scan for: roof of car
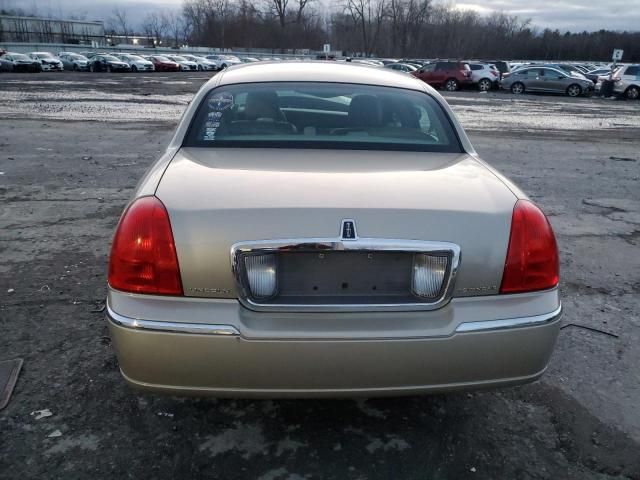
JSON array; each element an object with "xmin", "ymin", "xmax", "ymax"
[{"xmin": 214, "ymin": 61, "xmax": 430, "ymax": 92}]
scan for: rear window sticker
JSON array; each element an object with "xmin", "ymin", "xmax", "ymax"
[{"xmin": 208, "ymin": 92, "xmax": 234, "ymax": 111}]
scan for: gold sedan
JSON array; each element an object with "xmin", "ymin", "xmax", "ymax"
[{"xmin": 106, "ymin": 62, "xmax": 561, "ymax": 397}]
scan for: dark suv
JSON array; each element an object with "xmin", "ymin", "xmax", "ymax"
[{"xmin": 412, "ymin": 61, "xmax": 472, "ymax": 91}]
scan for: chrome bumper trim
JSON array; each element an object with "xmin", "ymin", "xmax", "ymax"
[
  {"xmin": 455, "ymin": 304, "xmax": 562, "ymax": 333},
  {"xmin": 106, "ymin": 303, "xmax": 240, "ymax": 336}
]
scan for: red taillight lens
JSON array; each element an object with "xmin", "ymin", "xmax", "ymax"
[
  {"xmin": 108, "ymin": 196, "xmax": 183, "ymax": 295},
  {"xmin": 500, "ymin": 200, "xmax": 559, "ymax": 294}
]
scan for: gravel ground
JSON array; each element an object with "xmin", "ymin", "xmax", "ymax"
[{"xmin": 0, "ymin": 71, "xmax": 639, "ymax": 480}]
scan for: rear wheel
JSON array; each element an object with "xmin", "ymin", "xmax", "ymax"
[
  {"xmin": 73, "ymin": 64, "xmax": 78, "ymax": 71},
  {"xmin": 444, "ymin": 78, "xmax": 459, "ymax": 91},
  {"xmin": 221, "ymin": 63, "xmax": 228, "ymax": 69},
  {"xmin": 89, "ymin": 63, "xmax": 95, "ymax": 72},
  {"xmin": 197, "ymin": 64, "xmax": 203, "ymax": 71},
  {"xmin": 625, "ymin": 86, "xmax": 639, "ymax": 100},
  {"xmin": 131, "ymin": 65, "xmax": 138, "ymax": 72},
  {"xmin": 566, "ymin": 84, "xmax": 582, "ymax": 97},
  {"xmin": 478, "ymin": 78, "xmax": 492, "ymax": 92},
  {"xmin": 106, "ymin": 65, "xmax": 112, "ymax": 73},
  {"xmin": 511, "ymin": 82, "xmax": 525, "ymax": 94}
]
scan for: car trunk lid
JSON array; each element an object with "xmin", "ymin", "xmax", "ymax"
[{"xmin": 155, "ymin": 148, "xmax": 517, "ymax": 301}]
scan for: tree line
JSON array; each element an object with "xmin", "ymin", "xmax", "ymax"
[
  {"xmin": 2, "ymin": 2, "xmax": 639, "ymax": 62},
  {"xmin": 179, "ymin": 0, "xmax": 640, "ymax": 61}
]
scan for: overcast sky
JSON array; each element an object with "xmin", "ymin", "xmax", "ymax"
[{"xmin": 1, "ymin": 0, "xmax": 639, "ymax": 32}]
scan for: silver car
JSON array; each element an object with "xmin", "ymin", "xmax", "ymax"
[
  {"xmin": 611, "ymin": 64, "xmax": 640, "ymax": 99},
  {"xmin": 115, "ymin": 53, "xmax": 155, "ymax": 72},
  {"xmin": 106, "ymin": 62, "xmax": 561, "ymax": 398},
  {"xmin": 57, "ymin": 52, "xmax": 90, "ymax": 71},
  {"xmin": 28, "ymin": 52, "xmax": 64, "ymax": 71},
  {"xmin": 502, "ymin": 66, "xmax": 593, "ymax": 97},
  {"xmin": 181, "ymin": 54, "xmax": 217, "ymax": 71},
  {"xmin": 166, "ymin": 55, "xmax": 198, "ymax": 71},
  {"xmin": 384, "ymin": 62, "xmax": 418, "ymax": 73}
]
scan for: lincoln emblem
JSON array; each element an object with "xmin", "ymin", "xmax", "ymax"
[{"xmin": 341, "ymin": 219, "xmax": 357, "ymax": 240}]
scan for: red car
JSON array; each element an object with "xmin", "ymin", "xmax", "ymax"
[
  {"xmin": 412, "ymin": 61, "xmax": 473, "ymax": 91},
  {"xmin": 149, "ymin": 55, "xmax": 180, "ymax": 72}
]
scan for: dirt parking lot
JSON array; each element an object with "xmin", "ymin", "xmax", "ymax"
[{"xmin": 0, "ymin": 71, "xmax": 639, "ymax": 480}]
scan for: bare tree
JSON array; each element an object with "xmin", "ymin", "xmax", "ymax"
[
  {"xmin": 388, "ymin": 0, "xmax": 430, "ymax": 56},
  {"xmin": 109, "ymin": 7, "xmax": 130, "ymax": 42},
  {"xmin": 142, "ymin": 12, "xmax": 169, "ymax": 46},
  {"xmin": 164, "ymin": 11, "xmax": 184, "ymax": 48},
  {"xmin": 269, "ymin": 0, "xmax": 289, "ymax": 29},
  {"xmin": 345, "ymin": 0, "xmax": 386, "ymax": 56},
  {"xmin": 296, "ymin": 0, "xmax": 314, "ymax": 23},
  {"xmin": 174, "ymin": 0, "xmax": 640, "ymax": 62}
]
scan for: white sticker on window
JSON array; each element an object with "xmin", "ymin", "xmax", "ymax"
[{"xmin": 208, "ymin": 92, "xmax": 234, "ymax": 111}]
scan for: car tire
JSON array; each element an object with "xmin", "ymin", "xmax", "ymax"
[
  {"xmin": 566, "ymin": 84, "xmax": 582, "ymax": 97},
  {"xmin": 131, "ymin": 65, "xmax": 138, "ymax": 72},
  {"xmin": 107, "ymin": 65, "xmax": 112, "ymax": 73},
  {"xmin": 478, "ymin": 78, "xmax": 492, "ymax": 92},
  {"xmin": 444, "ymin": 78, "xmax": 459, "ymax": 92},
  {"xmin": 221, "ymin": 63, "xmax": 228, "ymax": 69},
  {"xmin": 625, "ymin": 86, "xmax": 639, "ymax": 100},
  {"xmin": 89, "ymin": 63, "xmax": 95, "ymax": 72},
  {"xmin": 73, "ymin": 64, "xmax": 78, "ymax": 71},
  {"xmin": 198, "ymin": 64, "xmax": 203, "ymax": 71},
  {"xmin": 511, "ymin": 82, "xmax": 525, "ymax": 94}
]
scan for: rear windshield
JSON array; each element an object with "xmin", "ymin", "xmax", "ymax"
[{"xmin": 184, "ymin": 82, "xmax": 461, "ymax": 152}]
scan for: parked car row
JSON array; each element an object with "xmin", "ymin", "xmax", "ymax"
[
  {"xmin": 0, "ymin": 50, "xmax": 297, "ymax": 74},
  {"xmin": 502, "ymin": 62, "xmax": 639, "ymax": 99},
  {"xmin": 388, "ymin": 58, "xmax": 638, "ymax": 99},
  {"xmin": 1, "ymin": 49, "xmax": 637, "ymax": 100}
]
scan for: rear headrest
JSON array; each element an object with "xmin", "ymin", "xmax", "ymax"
[
  {"xmin": 348, "ymin": 95, "xmax": 383, "ymax": 127},
  {"xmin": 245, "ymin": 91, "xmax": 284, "ymax": 121}
]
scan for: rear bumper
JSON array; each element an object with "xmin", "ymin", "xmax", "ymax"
[{"xmin": 106, "ymin": 289, "xmax": 561, "ymax": 398}]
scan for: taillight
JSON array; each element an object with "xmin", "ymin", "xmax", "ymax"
[
  {"xmin": 108, "ymin": 196, "xmax": 183, "ymax": 295},
  {"xmin": 500, "ymin": 200, "xmax": 559, "ymax": 294}
]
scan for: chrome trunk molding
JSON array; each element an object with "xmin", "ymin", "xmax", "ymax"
[
  {"xmin": 106, "ymin": 302, "xmax": 240, "ymax": 336},
  {"xmin": 231, "ymin": 238, "xmax": 461, "ymax": 312},
  {"xmin": 455, "ymin": 304, "xmax": 562, "ymax": 333}
]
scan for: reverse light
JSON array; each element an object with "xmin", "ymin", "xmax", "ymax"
[
  {"xmin": 500, "ymin": 200, "xmax": 559, "ymax": 294},
  {"xmin": 108, "ymin": 196, "xmax": 183, "ymax": 295},
  {"xmin": 412, "ymin": 254, "xmax": 449, "ymax": 298},
  {"xmin": 245, "ymin": 254, "xmax": 277, "ymax": 299}
]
